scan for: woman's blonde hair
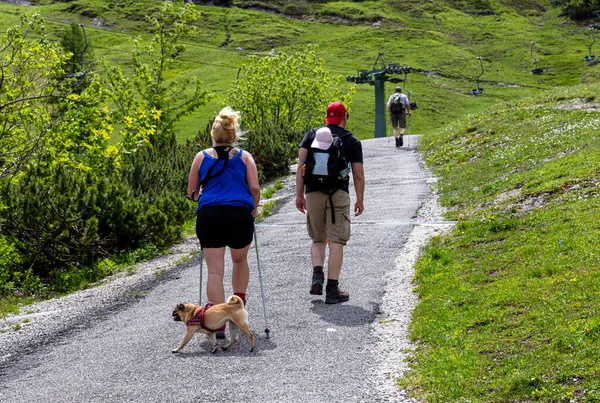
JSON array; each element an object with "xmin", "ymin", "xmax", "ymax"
[{"xmin": 211, "ymin": 107, "xmax": 240, "ymax": 145}]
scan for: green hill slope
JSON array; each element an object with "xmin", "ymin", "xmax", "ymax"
[
  {"xmin": 1, "ymin": 0, "xmax": 598, "ymax": 139},
  {"xmin": 409, "ymin": 83, "xmax": 600, "ymax": 402}
]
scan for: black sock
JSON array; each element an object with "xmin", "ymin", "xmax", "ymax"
[
  {"xmin": 326, "ymin": 279, "xmax": 339, "ymax": 291},
  {"xmin": 312, "ymin": 266, "xmax": 324, "ymax": 281}
]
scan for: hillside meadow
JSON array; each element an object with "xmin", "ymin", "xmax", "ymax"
[
  {"xmin": 2, "ymin": 1, "xmax": 600, "ymax": 402},
  {"xmin": 408, "ymin": 83, "xmax": 600, "ymax": 402},
  {"xmin": 1, "ymin": 0, "xmax": 598, "ymax": 140}
]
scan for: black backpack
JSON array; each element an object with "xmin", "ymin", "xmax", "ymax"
[
  {"xmin": 303, "ymin": 129, "xmax": 350, "ymax": 191},
  {"xmin": 390, "ymin": 94, "xmax": 404, "ymax": 114}
]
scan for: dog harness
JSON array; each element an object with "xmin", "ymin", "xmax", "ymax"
[{"xmin": 185, "ymin": 302, "xmax": 226, "ymax": 333}]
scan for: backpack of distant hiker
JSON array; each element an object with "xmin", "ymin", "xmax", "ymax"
[
  {"xmin": 390, "ymin": 94, "xmax": 404, "ymax": 114},
  {"xmin": 303, "ymin": 129, "xmax": 351, "ymax": 191}
]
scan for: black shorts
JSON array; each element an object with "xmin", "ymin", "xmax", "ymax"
[{"xmin": 196, "ymin": 205, "xmax": 254, "ymax": 249}]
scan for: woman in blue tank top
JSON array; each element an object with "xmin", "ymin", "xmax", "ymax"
[{"xmin": 187, "ymin": 107, "xmax": 260, "ymax": 332}]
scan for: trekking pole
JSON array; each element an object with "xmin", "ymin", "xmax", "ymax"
[
  {"xmin": 253, "ymin": 225, "xmax": 270, "ymax": 339},
  {"xmin": 199, "ymin": 249, "xmax": 204, "ymax": 305},
  {"xmin": 387, "ymin": 116, "xmax": 391, "ymax": 144},
  {"xmin": 408, "ymin": 115, "xmax": 412, "ymax": 148}
]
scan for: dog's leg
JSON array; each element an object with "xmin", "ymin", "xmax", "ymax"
[
  {"xmin": 235, "ymin": 320, "xmax": 255, "ymax": 352},
  {"xmin": 222, "ymin": 322, "xmax": 238, "ymax": 351},
  {"xmin": 207, "ymin": 332, "xmax": 218, "ymax": 353},
  {"xmin": 173, "ymin": 327, "xmax": 196, "ymax": 353}
]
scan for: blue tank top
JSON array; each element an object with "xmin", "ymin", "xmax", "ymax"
[{"xmin": 196, "ymin": 148, "xmax": 254, "ymax": 212}]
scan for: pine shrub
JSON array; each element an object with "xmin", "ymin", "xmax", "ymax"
[{"xmin": 240, "ymin": 122, "xmax": 302, "ymax": 182}]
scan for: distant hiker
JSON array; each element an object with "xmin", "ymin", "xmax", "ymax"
[
  {"xmin": 387, "ymin": 87, "xmax": 412, "ymax": 147},
  {"xmin": 295, "ymin": 102, "xmax": 365, "ymax": 304},
  {"xmin": 187, "ymin": 107, "xmax": 260, "ymax": 337}
]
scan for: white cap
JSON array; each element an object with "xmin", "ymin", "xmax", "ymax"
[{"xmin": 311, "ymin": 127, "xmax": 333, "ymax": 150}]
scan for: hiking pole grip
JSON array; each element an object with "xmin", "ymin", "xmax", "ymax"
[{"xmin": 254, "ymin": 225, "xmax": 270, "ymax": 339}]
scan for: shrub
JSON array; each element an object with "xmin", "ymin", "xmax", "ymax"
[
  {"xmin": 240, "ymin": 122, "xmax": 303, "ymax": 182},
  {"xmin": 550, "ymin": 0, "xmax": 600, "ymax": 20},
  {"xmin": 0, "ymin": 158, "xmax": 191, "ymax": 293},
  {"xmin": 283, "ymin": 3, "xmax": 309, "ymax": 15},
  {"xmin": 0, "ymin": 236, "xmax": 21, "ymax": 296}
]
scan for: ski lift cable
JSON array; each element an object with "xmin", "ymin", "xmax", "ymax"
[
  {"xmin": 35, "ymin": 17, "xmax": 524, "ymax": 81},
  {"xmin": 35, "ymin": 16, "xmax": 551, "ymax": 85},
  {"xmin": 530, "ymin": 41, "xmax": 538, "ymax": 66}
]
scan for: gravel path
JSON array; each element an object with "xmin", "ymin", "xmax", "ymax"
[{"xmin": 0, "ymin": 136, "xmax": 452, "ymax": 402}]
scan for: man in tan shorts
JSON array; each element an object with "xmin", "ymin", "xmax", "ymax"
[{"xmin": 295, "ymin": 102, "xmax": 364, "ymax": 304}]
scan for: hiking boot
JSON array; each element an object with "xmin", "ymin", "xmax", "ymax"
[
  {"xmin": 399, "ymin": 135, "xmax": 403, "ymax": 147},
  {"xmin": 325, "ymin": 289, "xmax": 350, "ymax": 304},
  {"xmin": 395, "ymin": 137, "xmax": 400, "ymax": 147},
  {"xmin": 310, "ymin": 272, "xmax": 324, "ymax": 295}
]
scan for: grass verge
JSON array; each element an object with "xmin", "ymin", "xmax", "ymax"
[{"xmin": 402, "ymin": 83, "xmax": 600, "ymax": 402}]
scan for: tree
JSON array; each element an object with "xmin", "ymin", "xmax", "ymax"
[
  {"xmin": 550, "ymin": 0, "xmax": 600, "ymax": 19},
  {"xmin": 103, "ymin": 0, "xmax": 211, "ymax": 153},
  {"xmin": 0, "ymin": 14, "xmax": 74, "ymax": 180},
  {"xmin": 227, "ymin": 45, "xmax": 357, "ymax": 132}
]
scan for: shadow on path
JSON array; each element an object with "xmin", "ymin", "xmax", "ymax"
[{"xmin": 310, "ymin": 300, "xmax": 379, "ymax": 327}]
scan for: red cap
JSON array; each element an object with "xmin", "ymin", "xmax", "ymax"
[{"xmin": 325, "ymin": 102, "xmax": 347, "ymax": 125}]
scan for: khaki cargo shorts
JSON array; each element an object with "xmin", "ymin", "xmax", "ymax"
[
  {"xmin": 305, "ymin": 190, "xmax": 351, "ymax": 245},
  {"xmin": 390, "ymin": 112, "xmax": 407, "ymax": 129}
]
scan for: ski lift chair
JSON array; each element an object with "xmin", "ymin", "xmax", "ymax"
[
  {"xmin": 584, "ymin": 28, "xmax": 596, "ymax": 62},
  {"xmin": 529, "ymin": 42, "xmax": 547, "ymax": 75},
  {"xmin": 470, "ymin": 57, "xmax": 484, "ymax": 95}
]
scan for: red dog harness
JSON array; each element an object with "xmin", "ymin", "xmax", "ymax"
[{"xmin": 186, "ymin": 302, "xmax": 226, "ymax": 333}]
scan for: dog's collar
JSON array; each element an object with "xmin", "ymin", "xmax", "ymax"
[{"xmin": 186, "ymin": 302, "xmax": 225, "ymax": 333}]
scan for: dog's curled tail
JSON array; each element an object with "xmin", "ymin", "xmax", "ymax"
[{"xmin": 226, "ymin": 295, "xmax": 244, "ymax": 305}]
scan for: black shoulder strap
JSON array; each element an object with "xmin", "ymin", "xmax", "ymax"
[
  {"xmin": 200, "ymin": 146, "xmax": 232, "ymax": 189},
  {"xmin": 334, "ymin": 128, "xmax": 352, "ymax": 139}
]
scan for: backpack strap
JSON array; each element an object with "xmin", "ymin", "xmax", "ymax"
[
  {"xmin": 325, "ymin": 189, "xmax": 339, "ymax": 224},
  {"xmin": 199, "ymin": 146, "xmax": 232, "ymax": 189}
]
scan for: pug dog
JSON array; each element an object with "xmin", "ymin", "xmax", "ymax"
[{"xmin": 172, "ymin": 295, "xmax": 254, "ymax": 353}]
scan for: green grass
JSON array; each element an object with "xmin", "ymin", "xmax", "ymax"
[
  {"xmin": 0, "ymin": 296, "xmax": 35, "ymax": 319},
  {"xmin": 260, "ymin": 180, "xmax": 284, "ymax": 200},
  {"xmin": 404, "ymin": 83, "xmax": 600, "ymax": 402}
]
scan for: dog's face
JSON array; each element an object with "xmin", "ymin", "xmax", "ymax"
[{"xmin": 172, "ymin": 303, "xmax": 186, "ymax": 322}]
